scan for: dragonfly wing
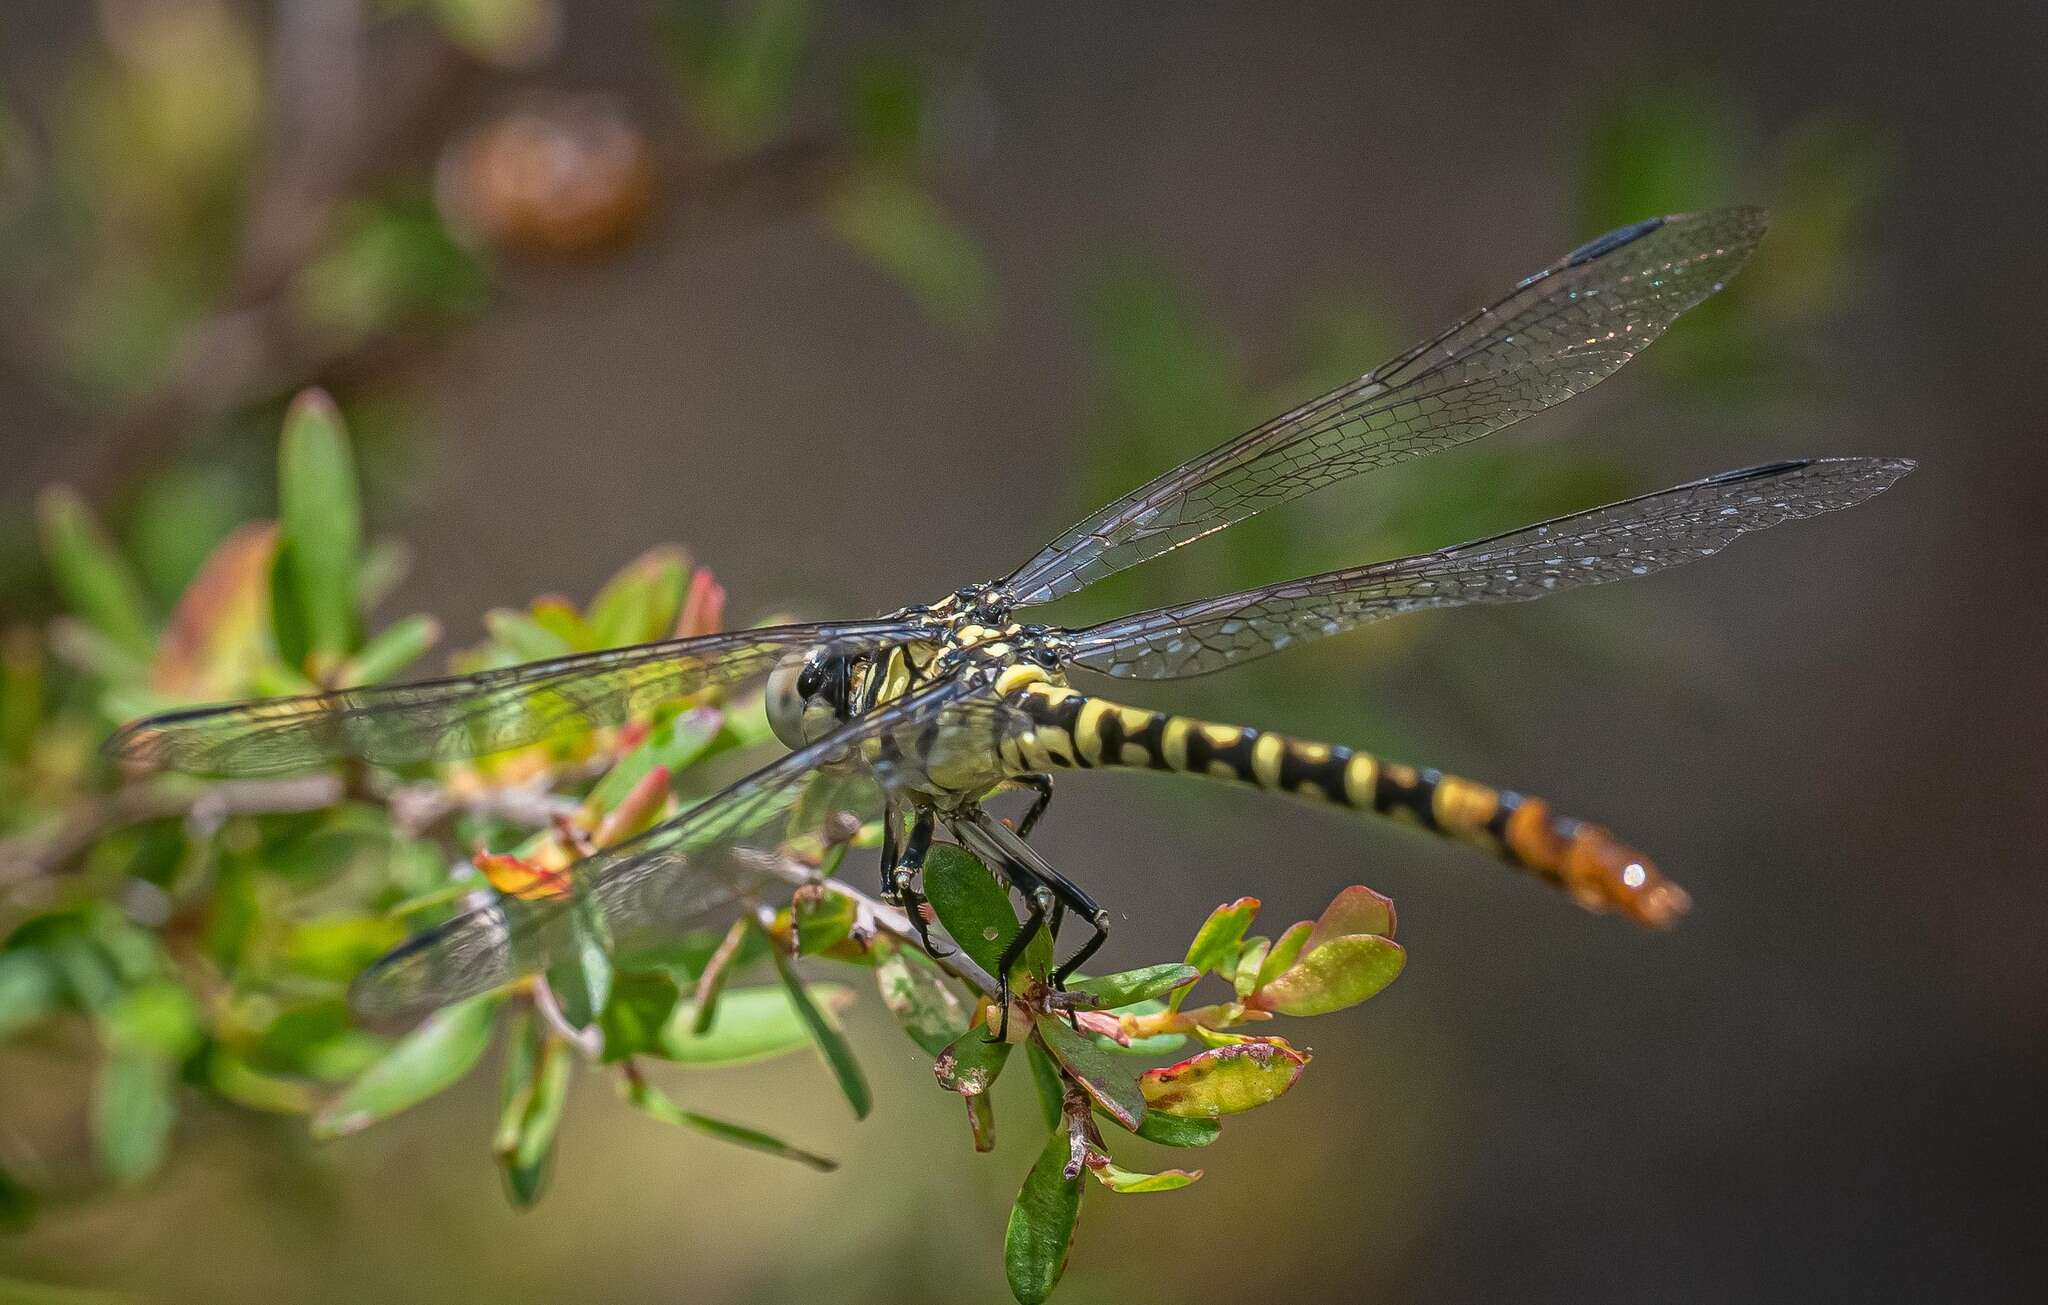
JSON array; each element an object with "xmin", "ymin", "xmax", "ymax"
[
  {"xmin": 1066, "ymin": 458, "xmax": 1915, "ymax": 679},
  {"xmin": 106, "ymin": 619, "xmax": 924, "ymax": 777},
  {"xmin": 1003, "ymin": 208, "xmax": 1766, "ymax": 607},
  {"xmin": 349, "ymin": 673, "xmax": 993, "ymax": 1018}
]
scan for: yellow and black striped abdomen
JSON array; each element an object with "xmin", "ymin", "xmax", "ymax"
[{"xmin": 1001, "ymin": 685, "xmax": 1689, "ymax": 927}]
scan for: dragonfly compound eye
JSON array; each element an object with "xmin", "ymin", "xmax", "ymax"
[{"xmin": 766, "ymin": 653, "xmax": 816, "ymax": 750}]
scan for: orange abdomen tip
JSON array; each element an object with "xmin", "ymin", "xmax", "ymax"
[{"xmin": 1563, "ymin": 827, "xmax": 1691, "ymax": 928}]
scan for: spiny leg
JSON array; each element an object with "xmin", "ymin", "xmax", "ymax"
[
  {"xmin": 887, "ymin": 807, "xmax": 949, "ymax": 957},
  {"xmin": 989, "ymin": 885, "xmax": 1053, "ymax": 1042},
  {"xmin": 963, "ymin": 809, "xmax": 1109, "ymax": 993},
  {"xmin": 1012, "ymin": 774, "xmax": 1054, "ymax": 840}
]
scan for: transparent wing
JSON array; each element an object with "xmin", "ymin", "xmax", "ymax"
[
  {"xmin": 105, "ymin": 619, "xmax": 924, "ymax": 777},
  {"xmin": 1066, "ymin": 458, "xmax": 1915, "ymax": 679},
  {"xmin": 1003, "ymin": 208, "xmax": 1767, "ymax": 607},
  {"xmin": 349, "ymin": 673, "xmax": 1016, "ymax": 1017}
]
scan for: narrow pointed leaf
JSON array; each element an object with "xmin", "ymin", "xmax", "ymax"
[
  {"xmin": 620, "ymin": 1071, "xmax": 836, "ymax": 1171},
  {"xmin": 1026, "ymin": 1042, "xmax": 1065, "ymax": 1133},
  {"xmin": 37, "ymin": 486, "xmax": 154, "ymax": 658},
  {"xmin": 1250, "ymin": 935, "xmax": 1406, "ymax": 1016},
  {"xmin": 1089, "ymin": 1159, "xmax": 1202, "ymax": 1193},
  {"xmin": 1139, "ymin": 1037, "xmax": 1310, "ymax": 1118},
  {"xmin": 1005, "ymin": 1122, "xmax": 1084, "ymax": 1305},
  {"xmin": 500, "ymin": 1032, "xmax": 571, "ymax": 1207},
  {"xmin": 760, "ymin": 924, "xmax": 871, "ymax": 1119},
  {"xmin": 312, "ymin": 992, "xmax": 501, "ymax": 1139},
  {"xmin": 273, "ymin": 390, "xmax": 363, "ymax": 664},
  {"xmin": 345, "ymin": 614, "xmax": 440, "ymax": 685},
  {"xmin": 1035, "ymin": 1013, "xmax": 1146, "ymax": 1132},
  {"xmin": 1068, "ymin": 963, "xmax": 1198, "ymax": 1010}
]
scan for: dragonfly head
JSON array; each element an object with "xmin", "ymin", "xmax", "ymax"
[{"xmin": 766, "ymin": 647, "xmax": 855, "ymax": 750}]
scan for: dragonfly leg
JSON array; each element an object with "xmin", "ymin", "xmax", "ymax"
[
  {"xmin": 990, "ymin": 884, "xmax": 1054, "ymax": 1041},
  {"xmin": 1012, "ymin": 775, "xmax": 1054, "ymax": 840},
  {"xmin": 960, "ymin": 809, "xmax": 1107, "ymax": 994},
  {"xmin": 888, "ymin": 809, "xmax": 951, "ymax": 957}
]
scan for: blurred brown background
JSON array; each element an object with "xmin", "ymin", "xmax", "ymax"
[{"xmin": 2, "ymin": 1, "xmax": 2044, "ymax": 1301}]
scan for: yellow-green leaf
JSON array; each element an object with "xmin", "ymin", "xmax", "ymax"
[
  {"xmin": 1250, "ymin": 935, "xmax": 1405, "ymax": 1017},
  {"xmin": 1139, "ymin": 1037, "xmax": 1310, "ymax": 1118}
]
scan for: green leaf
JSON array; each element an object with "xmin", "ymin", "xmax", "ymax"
[
  {"xmin": 1178, "ymin": 897, "xmax": 1259, "ymax": 1004},
  {"xmin": 1068, "ymin": 963, "xmax": 1198, "ymax": 1010},
  {"xmin": 1026, "ymin": 1042, "xmax": 1065, "ymax": 1133},
  {"xmin": 1128, "ymin": 1111, "xmax": 1221, "ymax": 1149},
  {"xmin": 825, "ymin": 171, "xmax": 992, "ymax": 326},
  {"xmin": 37, "ymin": 486, "xmax": 154, "ymax": 658},
  {"xmin": 483, "ymin": 608, "xmax": 574, "ymax": 661},
  {"xmin": 346, "ymin": 614, "xmax": 440, "ymax": 684},
  {"xmin": 0, "ymin": 951, "xmax": 57, "ymax": 1041},
  {"xmin": 544, "ymin": 899, "xmax": 612, "ymax": 1031},
  {"xmin": 620, "ymin": 1071, "xmax": 836, "ymax": 1171},
  {"xmin": 599, "ymin": 971, "xmax": 680, "ymax": 1059},
  {"xmin": 648, "ymin": 982, "xmax": 854, "ymax": 1066},
  {"xmin": 1089, "ymin": 1159, "xmax": 1201, "ymax": 1193},
  {"xmin": 588, "ymin": 547, "xmax": 688, "ymax": 648},
  {"xmin": 1305, "ymin": 885, "xmax": 1397, "ymax": 951},
  {"xmin": 874, "ymin": 943, "xmax": 969, "ymax": 1056},
  {"xmin": 1034, "ymin": 1014, "xmax": 1145, "ymax": 1132},
  {"xmin": 1139, "ymin": 1037, "xmax": 1310, "ymax": 1118},
  {"xmin": 760, "ymin": 924, "xmax": 870, "ymax": 1119},
  {"xmin": 1005, "ymin": 1122, "xmax": 1084, "ymax": 1305},
  {"xmin": 494, "ymin": 1007, "xmax": 542, "ymax": 1157},
  {"xmin": 1256, "ymin": 921, "xmax": 1313, "ymax": 991},
  {"xmin": 312, "ymin": 991, "xmax": 501, "ymax": 1139},
  {"xmin": 924, "ymin": 844, "xmax": 1048, "ymax": 979},
  {"xmin": 966, "ymin": 1092, "xmax": 997, "ymax": 1153},
  {"xmin": 273, "ymin": 390, "xmax": 363, "ymax": 666},
  {"xmin": 499, "ymin": 1029, "xmax": 571, "ymax": 1208},
  {"xmin": 934, "ymin": 1026, "xmax": 1011, "ymax": 1096},
  {"xmin": 1233, "ymin": 937, "xmax": 1271, "ymax": 998},
  {"xmin": 1250, "ymin": 935, "xmax": 1405, "ymax": 1017},
  {"xmin": 94, "ymin": 1048, "xmax": 177, "ymax": 1186}
]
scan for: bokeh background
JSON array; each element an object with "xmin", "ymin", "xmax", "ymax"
[{"xmin": 2, "ymin": 1, "xmax": 2043, "ymax": 1301}]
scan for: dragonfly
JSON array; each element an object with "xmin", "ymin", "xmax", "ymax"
[{"xmin": 108, "ymin": 207, "xmax": 1913, "ymax": 1023}]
